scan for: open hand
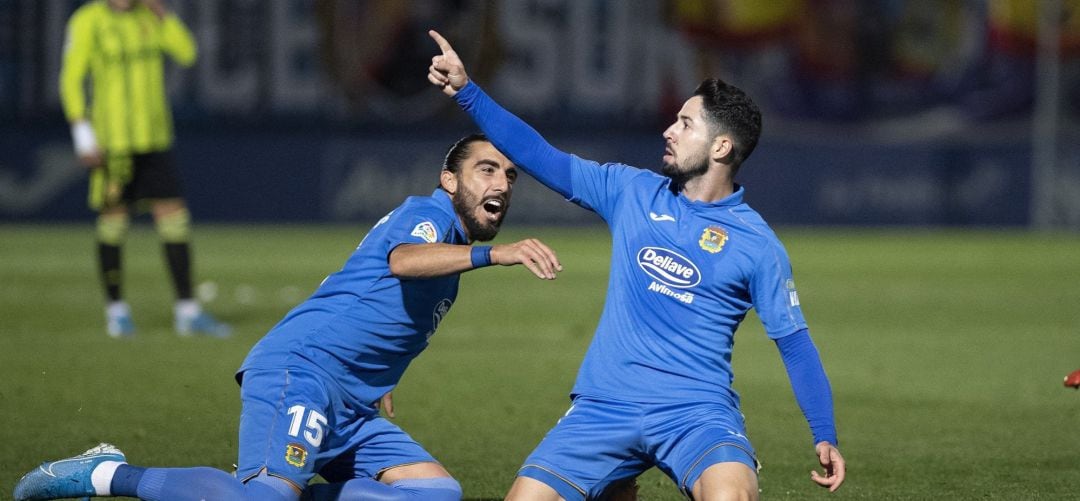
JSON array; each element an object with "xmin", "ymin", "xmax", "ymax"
[{"xmin": 492, "ymin": 239, "xmax": 563, "ymax": 280}]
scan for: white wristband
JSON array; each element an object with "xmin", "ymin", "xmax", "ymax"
[{"xmin": 71, "ymin": 120, "xmax": 99, "ymax": 156}]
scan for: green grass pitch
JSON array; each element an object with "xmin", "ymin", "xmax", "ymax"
[{"xmin": 2, "ymin": 224, "xmax": 1079, "ymax": 500}]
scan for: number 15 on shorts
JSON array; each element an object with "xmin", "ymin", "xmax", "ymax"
[{"xmin": 287, "ymin": 405, "xmax": 327, "ymax": 447}]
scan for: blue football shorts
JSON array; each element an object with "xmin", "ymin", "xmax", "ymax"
[
  {"xmin": 236, "ymin": 368, "xmax": 438, "ymax": 489},
  {"xmin": 518, "ymin": 396, "xmax": 758, "ymax": 500}
]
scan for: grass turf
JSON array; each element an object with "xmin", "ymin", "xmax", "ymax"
[{"xmin": 1, "ymin": 224, "xmax": 1078, "ymax": 500}]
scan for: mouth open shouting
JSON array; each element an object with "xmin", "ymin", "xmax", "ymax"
[
  {"xmin": 481, "ymin": 197, "xmax": 506, "ymax": 223},
  {"xmin": 455, "ymin": 189, "xmax": 509, "ymax": 242}
]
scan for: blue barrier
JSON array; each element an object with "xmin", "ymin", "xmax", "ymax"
[{"xmin": 0, "ymin": 126, "xmax": 1032, "ymax": 226}]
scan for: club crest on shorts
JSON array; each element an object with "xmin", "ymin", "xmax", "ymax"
[
  {"xmin": 699, "ymin": 226, "xmax": 729, "ymax": 253},
  {"xmin": 285, "ymin": 443, "xmax": 308, "ymax": 468},
  {"xmin": 411, "ymin": 221, "xmax": 438, "ymax": 243}
]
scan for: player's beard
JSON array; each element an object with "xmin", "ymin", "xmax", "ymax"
[
  {"xmin": 661, "ymin": 145, "xmax": 709, "ymax": 191},
  {"xmin": 453, "ymin": 184, "xmax": 507, "ymax": 242}
]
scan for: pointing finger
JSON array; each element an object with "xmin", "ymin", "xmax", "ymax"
[{"xmin": 428, "ymin": 30, "xmax": 453, "ymax": 54}]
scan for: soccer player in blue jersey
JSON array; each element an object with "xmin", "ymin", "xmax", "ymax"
[
  {"xmin": 13, "ymin": 134, "xmax": 563, "ymax": 501},
  {"xmin": 427, "ymin": 31, "xmax": 846, "ymax": 500}
]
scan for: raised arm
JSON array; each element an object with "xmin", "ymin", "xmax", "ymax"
[
  {"xmin": 775, "ymin": 330, "xmax": 846, "ymax": 492},
  {"xmin": 389, "ymin": 239, "xmax": 562, "ymax": 281},
  {"xmin": 427, "ymin": 30, "xmax": 573, "ymax": 199},
  {"xmin": 144, "ymin": 0, "xmax": 197, "ymax": 66}
]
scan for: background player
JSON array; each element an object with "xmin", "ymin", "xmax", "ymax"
[
  {"xmin": 428, "ymin": 30, "xmax": 845, "ymax": 500},
  {"xmin": 13, "ymin": 134, "xmax": 563, "ymax": 501},
  {"xmin": 60, "ymin": 0, "xmax": 228, "ymax": 337}
]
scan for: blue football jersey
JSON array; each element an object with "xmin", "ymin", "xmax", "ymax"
[
  {"xmin": 238, "ymin": 189, "xmax": 467, "ymax": 412},
  {"xmin": 567, "ymin": 157, "xmax": 808, "ymax": 407}
]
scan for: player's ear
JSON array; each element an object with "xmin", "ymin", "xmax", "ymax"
[
  {"xmin": 712, "ymin": 135, "xmax": 733, "ymax": 163},
  {"xmin": 440, "ymin": 169, "xmax": 457, "ymax": 194}
]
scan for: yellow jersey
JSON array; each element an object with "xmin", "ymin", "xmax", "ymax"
[{"xmin": 59, "ymin": 0, "xmax": 196, "ymax": 155}]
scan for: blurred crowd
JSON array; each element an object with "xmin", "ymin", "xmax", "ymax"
[
  {"xmin": 667, "ymin": 0, "xmax": 1080, "ymax": 121},
  {"xmin": 1, "ymin": 0, "xmax": 1077, "ymax": 127},
  {"xmin": 310, "ymin": 0, "xmax": 1080, "ymax": 124}
]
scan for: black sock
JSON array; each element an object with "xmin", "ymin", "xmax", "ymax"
[
  {"xmin": 97, "ymin": 243, "xmax": 122, "ymax": 302},
  {"xmin": 163, "ymin": 242, "xmax": 193, "ymax": 300}
]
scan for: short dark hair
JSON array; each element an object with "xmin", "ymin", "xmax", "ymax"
[
  {"xmin": 693, "ymin": 79, "xmax": 761, "ymax": 168},
  {"xmin": 443, "ymin": 133, "xmax": 490, "ymax": 174}
]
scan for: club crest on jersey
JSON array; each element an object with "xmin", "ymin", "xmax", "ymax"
[
  {"xmin": 285, "ymin": 443, "xmax": 308, "ymax": 468},
  {"xmin": 432, "ymin": 298, "xmax": 453, "ymax": 330},
  {"xmin": 411, "ymin": 221, "xmax": 438, "ymax": 243},
  {"xmin": 637, "ymin": 247, "xmax": 701, "ymax": 288},
  {"xmin": 699, "ymin": 226, "xmax": 729, "ymax": 253}
]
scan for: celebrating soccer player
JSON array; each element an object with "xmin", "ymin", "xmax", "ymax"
[
  {"xmin": 427, "ymin": 30, "xmax": 846, "ymax": 500},
  {"xmin": 12, "ymin": 134, "xmax": 562, "ymax": 500}
]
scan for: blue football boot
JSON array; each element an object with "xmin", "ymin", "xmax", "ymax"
[
  {"xmin": 106, "ymin": 314, "xmax": 135, "ymax": 338},
  {"xmin": 105, "ymin": 303, "xmax": 135, "ymax": 338},
  {"xmin": 13, "ymin": 443, "xmax": 126, "ymax": 500},
  {"xmin": 176, "ymin": 311, "xmax": 231, "ymax": 338}
]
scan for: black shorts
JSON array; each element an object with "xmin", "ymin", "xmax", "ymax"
[
  {"xmin": 123, "ymin": 151, "xmax": 183, "ymax": 201},
  {"xmin": 89, "ymin": 151, "xmax": 184, "ymax": 210}
]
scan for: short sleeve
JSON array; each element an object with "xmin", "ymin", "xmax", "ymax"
[
  {"xmin": 750, "ymin": 240, "xmax": 808, "ymax": 339},
  {"xmin": 372, "ymin": 202, "xmax": 459, "ymax": 258}
]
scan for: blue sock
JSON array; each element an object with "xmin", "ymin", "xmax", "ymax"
[
  {"xmin": 110, "ymin": 465, "xmax": 298, "ymax": 500},
  {"xmin": 303, "ymin": 477, "xmax": 461, "ymax": 501},
  {"xmin": 134, "ymin": 467, "xmax": 249, "ymax": 501},
  {"xmin": 109, "ymin": 464, "xmax": 145, "ymax": 496},
  {"xmin": 390, "ymin": 478, "xmax": 462, "ymax": 500}
]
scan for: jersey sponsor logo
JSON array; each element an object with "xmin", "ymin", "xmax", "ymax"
[
  {"xmin": 647, "ymin": 281, "xmax": 695, "ymax": 304},
  {"xmin": 785, "ymin": 279, "xmax": 800, "ymax": 306},
  {"xmin": 637, "ymin": 247, "xmax": 701, "ymax": 288},
  {"xmin": 410, "ymin": 221, "xmax": 438, "ymax": 243},
  {"xmin": 649, "ymin": 211, "xmax": 676, "ymax": 222},
  {"xmin": 699, "ymin": 226, "xmax": 729, "ymax": 253},
  {"xmin": 285, "ymin": 443, "xmax": 308, "ymax": 468}
]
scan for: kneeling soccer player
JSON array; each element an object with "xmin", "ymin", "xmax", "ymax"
[{"xmin": 13, "ymin": 134, "xmax": 563, "ymax": 501}]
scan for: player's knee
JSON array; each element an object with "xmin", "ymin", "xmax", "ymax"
[
  {"xmin": 390, "ymin": 477, "xmax": 462, "ymax": 501},
  {"xmin": 154, "ymin": 206, "xmax": 191, "ymax": 243},
  {"xmin": 697, "ymin": 485, "xmax": 758, "ymax": 501},
  {"xmin": 692, "ymin": 463, "xmax": 758, "ymax": 501},
  {"xmin": 97, "ymin": 213, "xmax": 130, "ymax": 245}
]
